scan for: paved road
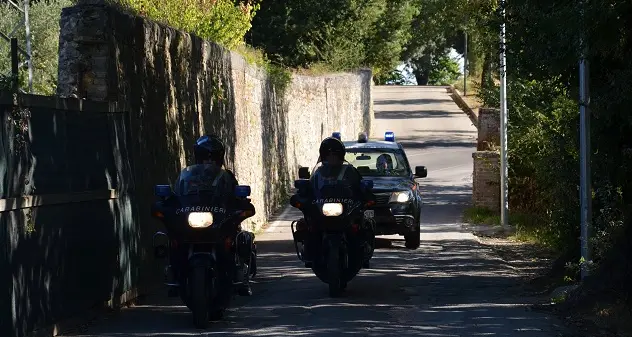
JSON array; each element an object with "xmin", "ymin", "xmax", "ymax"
[{"xmin": 62, "ymin": 86, "xmax": 571, "ymax": 337}]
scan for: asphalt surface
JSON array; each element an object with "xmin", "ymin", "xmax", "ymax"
[{"xmin": 62, "ymin": 86, "xmax": 572, "ymax": 337}]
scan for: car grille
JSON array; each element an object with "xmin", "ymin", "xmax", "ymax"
[{"xmin": 375, "ymin": 193, "xmax": 390, "ymax": 205}]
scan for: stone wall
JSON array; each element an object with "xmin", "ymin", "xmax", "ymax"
[
  {"xmin": 472, "ymin": 151, "xmax": 500, "ymax": 210},
  {"xmin": 471, "ymin": 108, "xmax": 500, "ymax": 211},
  {"xmin": 56, "ymin": 1, "xmax": 373, "ymax": 240},
  {"xmin": 477, "ymin": 108, "xmax": 500, "ymax": 151}
]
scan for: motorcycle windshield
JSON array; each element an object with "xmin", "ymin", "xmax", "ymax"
[
  {"xmin": 172, "ymin": 164, "xmax": 235, "ymax": 225},
  {"xmin": 174, "ymin": 164, "xmax": 225, "ymax": 197},
  {"xmin": 310, "ymin": 162, "xmax": 361, "ymax": 208}
]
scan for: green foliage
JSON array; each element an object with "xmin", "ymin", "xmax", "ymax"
[
  {"xmin": 470, "ymin": 0, "xmax": 632, "ymax": 283},
  {"xmin": 374, "ymin": 68, "xmax": 414, "ymax": 85},
  {"xmin": 0, "ymin": 0, "xmax": 74, "ymax": 95},
  {"xmin": 249, "ymin": 0, "xmax": 418, "ymax": 77},
  {"xmin": 111, "ymin": 0, "xmax": 260, "ymax": 49},
  {"xmin": 428, "ymin": 54, "xmax": 461, "ymax": 85}
]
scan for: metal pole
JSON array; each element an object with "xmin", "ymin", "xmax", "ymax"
[
  {"xmin": 499, "ymin": 0, "xmax": 509, "ymax": 228},
  {"xmin": 579, "ymin": 0, "xmax": 591, "ymax": 280},
  {"xmin": 11, "ymin": 38, "xmax": 19, "ymax": 93},
  {"xmin": 24, "ymin": 0, "xmax": 33, "ymax": 93},
  {"xmin": 464, "ymin": 31, "xmax": 468, "ymax": 95}
]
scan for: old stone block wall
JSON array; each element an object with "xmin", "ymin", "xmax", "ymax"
[
  {"xmin": 56, "ymin": 1, "xmax": 372, "ymax": 279},
  {"xmin": 472, "ymin": 151, "xmax": 500, "ymax": 210},
  {"xmin": 477, "ymin": 108, "xmax": 500, "ymax": 150},
  {"xmin": 471, "ymin": 107, "xmax": 500, "ymax": 211}
]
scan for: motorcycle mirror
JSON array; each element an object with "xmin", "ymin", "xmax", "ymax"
[
  {"xmin": 361, "ymin": 179, "xmax": 374, "ymax": 190},
  {"xmin": 154, "ymin": 184, "xmax": 172, "ymax": 198},
  {"xmin": 235, "ymin": 185, "xmax": 251, "ymax": 198}
]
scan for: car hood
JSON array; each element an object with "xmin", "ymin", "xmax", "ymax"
[{"xmin": 366, "ymin": 176, "xmax": 413, "ymax": 193}]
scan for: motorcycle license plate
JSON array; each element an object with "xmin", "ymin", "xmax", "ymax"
[{"xmin": 364, "ymin": 210, "xmax": 374, "ymax": 219}]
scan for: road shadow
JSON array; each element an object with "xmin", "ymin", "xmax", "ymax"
[
  {"xmin": 374, "ymin": 98, "xmax": 447, "ymax": 106},
  {"xmin": 61, "ymin": 238, "xmax": 569, "ymax": 337},
  {"xmin": 374, "ymin": 110, "xmax": 460, "ymax": 120}
]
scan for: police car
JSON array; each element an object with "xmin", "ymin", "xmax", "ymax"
[{"xmin": 339, "ymin": 131, "xmax": 427, "ymax": 249}]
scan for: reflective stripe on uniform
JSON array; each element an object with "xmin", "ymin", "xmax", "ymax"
[
  {"xmin": 212, "ymin": 170, "xmax": 225, "ymax": 187},
  {"xmin": 337, "ymin": 165, "xmax": 348, "ymax": 181}
]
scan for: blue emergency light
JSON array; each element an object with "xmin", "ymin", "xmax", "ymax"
[
  {"xmin": 385, "ymin": 131, "xmax": 395, "ymax": 142},
  {"xmin": 332, "ymin": 132, "xmax": 341, "ymax": 140},
  {"xmin": 235, "ymin": 185, "xmax": 251, "ymax": 198},
  {"xmin": 357, "ymin": 132, "xmax": 368, "ymax": 143}
]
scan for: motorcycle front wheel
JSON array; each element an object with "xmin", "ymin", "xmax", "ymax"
[
  {"xmin": 327, "ymin": 243, "xmax": 343, "ymax": 298},
  {"xmin": 190, "ymin": 267, "xmax": 209, "ymax": 329}
]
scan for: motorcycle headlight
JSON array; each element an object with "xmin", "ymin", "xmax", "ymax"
[
  {"xmin": 188, "ymin": 212, "xmax": 213, "ymax": 228},
  {"xmin": 322, "ymin": 203, "xmax": 343, "ymax": 216},
  {"xmin": 389, "ymin": 191, "xmax": 411, "ymax": 203}
]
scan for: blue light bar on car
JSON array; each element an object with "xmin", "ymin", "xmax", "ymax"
[
  {"xmin": 332, "ymin": 132, "xmax": 341, "ymax": 140},
  {"xmin": 385, "ymin": 131, "xmax": 395, "ymax": 142},
  {"xmin": 357, "ymin": 132, "xmax": 368, "ymax": 143}
]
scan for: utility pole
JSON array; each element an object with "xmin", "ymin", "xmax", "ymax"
[
  {"xmin": 464, "ymin": 31, "xmax": 468, "ymax": 95},
  {"xmin": 0, "ymin": 0, "xmax": 33, "ymax": 93},
  {"xmin": 499, "ymin": 0, "xmax": 509, "ymax": 228},
  {"xmin": 579, "ymin": 0, "xmax": 591, "ymax": 280}
]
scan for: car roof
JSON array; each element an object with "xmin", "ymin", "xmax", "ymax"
[{"xmin": 343, "ymin": 140, "xmax": 401, "ymax": 150}]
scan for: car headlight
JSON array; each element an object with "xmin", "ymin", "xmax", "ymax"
[
  {"xmin": 322, "ymin": 203, "xmax": 343, "ymax": 216},
  {"xmin": 188, "ymin": 212, "xmax": 213, "ymax": 228},
  {"xmin": 389, "ymin": 191, "xmax": 411, "ymax": 203}
]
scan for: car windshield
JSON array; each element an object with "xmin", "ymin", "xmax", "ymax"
[
  {"xmin": 173, "ymin": 164, "xmax": 223, "ymax": 196},
  {"xmin": 344, "ymin": 149, "xmax": 411, "ymax": 177}
]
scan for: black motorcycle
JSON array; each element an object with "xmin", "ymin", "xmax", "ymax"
[
  {"xmin": 290, "ymin": 166, "xmax": 376, "ymax": 297},
  {"xmin": 150, "ymin": 164, "xmax": 257, "ymax": 328}
]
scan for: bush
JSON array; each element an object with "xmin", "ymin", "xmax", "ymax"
[
  {"xmin": 111, "ymin": 0, "xmax": 260, "ymax": 49},
  {"xmin": 478, "ymin": 76, "xmax": 581, "ymax": 250},
  {"xmin": 0, "ymin": 0, "xmax": 74, "ymax": 95}
]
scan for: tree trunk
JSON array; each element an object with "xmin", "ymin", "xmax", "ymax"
[
  {"xmin": 414, "ymin": 71, "xmax": 429, "ymax": 85},
  {"xmin": 481, "ymin": 52, "xmax": 493, "ymax": 90}
]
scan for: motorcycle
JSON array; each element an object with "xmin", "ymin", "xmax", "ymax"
[
  {"xmin": 150, "ymin": 164, "xmax": 257, "ymax": 329},
  {"xmin": 289, "ymin": 165, "xmax": 376, "ymax": 297}
]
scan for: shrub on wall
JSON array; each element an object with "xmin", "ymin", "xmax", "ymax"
[{"xmin": 111, "ymin": 0, "xmax": 260, "ymax": 49}]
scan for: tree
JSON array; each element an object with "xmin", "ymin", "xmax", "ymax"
[{"xmin": 248, "ymin": 0, "xmax": 418, "ymax": 77}]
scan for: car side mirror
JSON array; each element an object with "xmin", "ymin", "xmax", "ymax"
[
  {"xmin": 235, "ymin": 185, "xmax": 251, "ymax": 198},
  {"xmin": 414, "ymin": 166, "xmax": 428, "ymax": 178},
  {"xmin": 298, "ymin": 167, "xmax": 310, "ymax": 179},
  {"xmin": 154, "ymin": 184, "xmax": 172, "ymax": 197},
  {"xmin": 361, "ymin": 179, "xmax": 374, "ymax": 190}
]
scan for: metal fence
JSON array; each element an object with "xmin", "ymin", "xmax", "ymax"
[{"xmin": 0, "ymin": 92, "xmax": 138, "ymax": 337}]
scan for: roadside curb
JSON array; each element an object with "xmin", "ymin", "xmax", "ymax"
[
  {"xmin": 446, "ymin": 85, "xmax": 478, "ymax": 128},
  {"xmin": 26, "ymin": 286, "xmax": 158, "ymax": 337}
]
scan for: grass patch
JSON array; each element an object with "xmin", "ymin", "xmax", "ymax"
[
  {"xmin": 463, "ymin": 206, "xmax": 554, "ymax": 246},
  {"xmin": 463, "ymin": 206, "xmax": 500, "ymax": 225},
  {"xmin": 453, "ymin": 75, "xmax": 478, "ymax": 95},
  {"xmin": 232, "ymin": 45, "xmax": 293, "ymax": 94}
]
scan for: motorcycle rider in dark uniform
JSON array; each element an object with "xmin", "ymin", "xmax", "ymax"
[
  {"xmin": 295, "ymin": 136, "xmax": 370, "ymax": 268},
  {"xmin": 178, "ymin": 134, "xmax": 255, "ymax": 296}
]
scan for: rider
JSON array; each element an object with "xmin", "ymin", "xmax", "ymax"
[
  {"xmin": 189, "ymin": 134, "xmax": 255, "ymax": 296},
  {"xmin": 296, "ymin": 137, "xmax": 368, "ymax": 267}
]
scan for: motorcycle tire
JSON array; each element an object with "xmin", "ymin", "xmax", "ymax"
[
  {"xmin": 327, "ymin": 244, "xmax": 342, "ymax": 298},
  {"xmin": 249, "ymin": 251, "xmax": 257, "ymax": 278},
  {"xmin": 190, "ymin": 267, "xmax": 209, "ymax": 329},
  {"xmin": 404, "ymin": 229, "xmax": 421, "ymax": 250}
]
